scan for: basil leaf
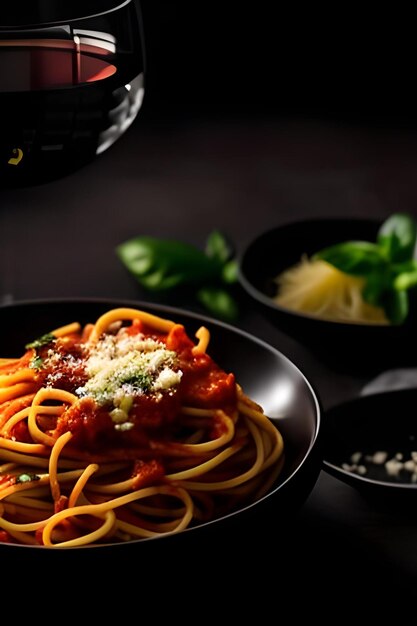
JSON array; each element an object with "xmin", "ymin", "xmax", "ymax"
[
  {"xmin": 313, "ymin": 241, "xmax": 387, "ymax": 276},
  {"xmin": 377, "ymin": 212, "xmax": 417, "ymax": 263},
  {"xmin": 391, "ymin": 259, "xmax": 417, "ymax": 275},
  {"xmin": 393, "ymin": 269, "xmax": 417, "ymax": 291},
  {"xmin": 196, "ymin": 286, "xmax": 239, "ymax": 322},
  {"xmin": 205, "ymin": 230, "xmax": 234, "ymax": 264},
  {"xmin": 116, "ymin": 237, "xmax": 223, "ymax": 291},
  {"xmin": 380, "ymin": 289, "xmax": 409, "ymax": 325},
  {"xmin": 221, "ymin": 259, "xmax": 239, "ymax": 284},
  {"xmin": 310, "ymin": 214, "xmax": 417, "ymax": 325},
  {"xmin": 116, "ymin": 231, "xmax": 241, "ymax": 322},
  {"xmin": 362, "ymin": 272, "xmax": 388, "ymax": 307}
]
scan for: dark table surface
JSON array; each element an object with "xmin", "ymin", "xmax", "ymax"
[{"xmin": 2, "ymin": 104, "xmax": 417, "ymax": 606}]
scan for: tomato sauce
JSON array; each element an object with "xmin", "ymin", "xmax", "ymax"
[{"xmin": 26, "ymin": 323, "xmax": 237, "ymax": 454}]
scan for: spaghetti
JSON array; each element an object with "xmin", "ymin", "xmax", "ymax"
[{"xmin": 0, "ymin": 307, "xmax": 284, "ymax": 548}]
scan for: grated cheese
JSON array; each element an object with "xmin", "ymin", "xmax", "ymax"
[
  {"xmin": 341, "ymin": 445, "xmax": 417, "ymax": 483},
  {"xmin": 75, "ymin": 332, "xmax": 183, "ymax": 406}
]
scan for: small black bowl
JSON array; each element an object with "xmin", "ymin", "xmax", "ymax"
[
  {"xmin": 238, "ymin": 217, "xmax": 417, "ymax": 374},
  {"xmin": 322, "ymin": 388, "xmax": 417, "ymax": 502}
]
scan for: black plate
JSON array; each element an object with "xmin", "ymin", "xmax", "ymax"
[
  {"xmin": 322, "ymin": 388, "xmax": 417, "ymax": 500},
  {"xmin": 0, "ymin": 297, "xmax": 321, "ymax": 566},
  {"xmin": 238, "ymin": 217, "xmax": 417, "ymax": 374}
]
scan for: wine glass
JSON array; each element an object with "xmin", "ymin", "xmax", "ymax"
[{"xmin": 0, "ymin": 0, "xmax": 145, "ymax": 186}]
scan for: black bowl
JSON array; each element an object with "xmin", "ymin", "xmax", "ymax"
[
  {"xmin": 238, "ymin": 217, "xmax": 417, "ymax": 374},
  {"xmin": 322, "ymin": 388, "xmax": 417, "ymax": 503},
  {"xmin": 0, "ymin": 297, "xmax": 321, "ymax": 570}
]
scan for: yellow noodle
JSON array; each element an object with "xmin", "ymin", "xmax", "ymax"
[
  {"xmin": 27, "ymin": 388, "xmax": 77, "ymax": 446},
  {"xmin": 0, "ymin": 382, "xmax": 37, "ymax": 404},
  {"xmin": 192, "ymin": 326, "xmax": 210, "ymax": 355},
  {"xmin": 87, "ymin": 307, "xmax": 176, "ymax": 345},
  {"xmin": 49, "ymin": 431, "xmax": 73, "ymax": 502},
  {"xmin": 51, "ymin": 322, "xmax": 81, "ymax": 337},
  {"xmin": 0, "ymin": 306, "xmax": 285, "ymax": 547},
  {"xmin": 68, "ymin": 464, "xmax": 99, "ymax": 508},
  {"xmin": 0, "ymin": 369, "xmax": 36, "ymax": 386}
]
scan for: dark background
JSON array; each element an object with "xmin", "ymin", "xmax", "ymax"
[
  {"xmin": 139, "ymin": 1, "xmax": 416, "ymax": 125},
  {"xmin": 2, "ymin": 1, "xmax": 417, "ymax": 609}
]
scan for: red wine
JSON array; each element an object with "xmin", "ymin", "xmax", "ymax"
[
  {"xmin": 0, "ymin": 1, "xmax": 145, "ymax": 186},
  {"xmin": 1, "ymin": 43, "xmax": 144, "ymax": 186},
  {"xmin": 0, "ymin": 42, "xmax": 118, "ymax": 91}
]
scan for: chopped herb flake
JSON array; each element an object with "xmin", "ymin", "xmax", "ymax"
[
  {"xmin": 26, "ymin": 333, "xmax": 56, "ymax": 350},
  {"xmin": 16, "ymin": 473, "xmax": 40, "ymax": 484},
  {"xmin": 29, "ymin": 356, "xmax": 43, "ymax": 370}
]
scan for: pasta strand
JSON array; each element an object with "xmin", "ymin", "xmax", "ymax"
[{"xmin": 0, "ymin": 306, "xmax": 285, "ymax": 547}]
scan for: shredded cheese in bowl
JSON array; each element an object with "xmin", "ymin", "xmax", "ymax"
[{"xmin": 274, "ymin": 257, "xmax": 389, "ymax": 325}]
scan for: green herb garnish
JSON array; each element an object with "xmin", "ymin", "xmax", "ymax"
[
  {"xmin": 119, "ymin": 373, "xmax": 153, "ymax": 392},
  {"xmin": 25, "ymin": 333, "xmax": 56, "ymax": 350},
  {"xmin": 15, "ymin": 473, "xmax": 40, "ymax": 484},
  {"xmin": 116, "ymin": 231, "xmax": 239, "ymax": 322},
  {"xmin": 29, "ymin": 355, "xmax": 43, "ymax": 370},
  {"xmin": 313, "ymin": 212, "xmax": 417, "ymax": 324}
]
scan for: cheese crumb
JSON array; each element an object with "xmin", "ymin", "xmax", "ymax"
[
  {"xmin": 385, "ymin": 458, "xmax": 403, "ymax": 477},
  {"xmin": 365, "ymin": 451, "xmax": 388, "ymax": 465},
  {"xmin": 76, "ymin": 332, "xmax": 183, "ymax": 406},
  {"xmin": 341, "ymin": 446, "xmax": 417, "ymax": 483},
  {"xmin": 114, "ymin": 422, "xmax": 134, "ymax": 431},
  {"xmin": 350, "ymin": 452, "xmax": 362, "ymax": 464}
]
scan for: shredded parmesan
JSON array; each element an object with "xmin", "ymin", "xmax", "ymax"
[
  {"xmin": 74, "ymin": 332, "xmax": 183, "ymax": 406},
  {"xmin": 274, "ymin": 257, "xmax": 389, "ymax": 324}
]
